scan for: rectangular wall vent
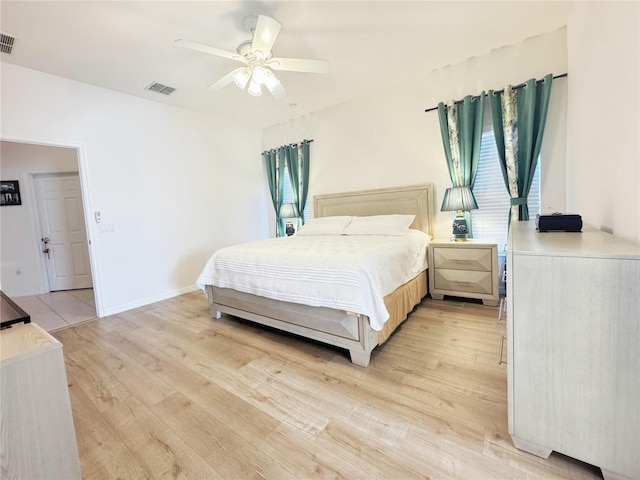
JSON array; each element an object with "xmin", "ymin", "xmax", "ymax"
[
  {"xmin": 145, "ymin": 82, "xmax": 176, "ymax": 96},
  {"xmin": 1, "ymin": 33, "xmax": 16, "ymax": 54}
]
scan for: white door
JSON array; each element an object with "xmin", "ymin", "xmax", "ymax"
[{"xmin": 35, "ymin": 173, "xmax": 93, "ymax": 291}]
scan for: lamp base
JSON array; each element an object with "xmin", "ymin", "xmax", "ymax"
[
  {"xmin": 285, "ymin": 222, "xmax": 295, "ymax": 236},
  {"xmin": 451, "ymin": 214, "xmax": 469, "ymax": 241}
]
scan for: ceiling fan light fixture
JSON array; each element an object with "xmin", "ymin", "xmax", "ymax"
[
  {"xmin": 263, "ymin": 69, "xmax": 281, "ymax": 93},
  {"xmin": 247, "ymin": 79, "xmax": 262, "ymax": 96},
  {"xmin": 176, "ymin": 14, "xmax": 327, "ymax": 99},
  {"xmin": 252, "ymin": 65, "xmax": 268, "ymax": 84},
  {"xmin": 232, "ymin": 68, "xmax": 251, "ymax": 89}
]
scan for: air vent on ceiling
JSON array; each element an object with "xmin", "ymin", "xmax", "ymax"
[
  {"xmin": 145, "ymin": 82, "xmax": 176, "ymax": 96},
  {"xmin": 1, "ymin": 33, "xmax": 16, "ymax": 54}
]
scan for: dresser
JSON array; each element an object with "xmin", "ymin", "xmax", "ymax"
[
  {"xmin": 428, "ymin": 240, "xmax": 499, "ymax": 306},
  {"xmin": 507, "ymin": 221, "xmax": 639, "ymax": 480},
  {"xmin": 1, "ymin": 291, "xmax": 31, "ymax": 328},
  {"xmin": 0, "ymin": 323, "xmax": 81, "ymax": 480}
]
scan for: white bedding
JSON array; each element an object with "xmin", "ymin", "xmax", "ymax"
[{"xmin": 196, "ymin": 230, "xmax": 430, "ymax": 330}]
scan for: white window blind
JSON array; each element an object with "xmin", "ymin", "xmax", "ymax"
[
  {"xmin": 280, "ymin": 161, "xmax": 309, "ymax": 221},
  {"xmin": 471, "ymin": 130, "xmax": 540, "ymax": 251},
  {"xmin": 281, "ymin": 165, "xmax": 295, "ymax": 206}
]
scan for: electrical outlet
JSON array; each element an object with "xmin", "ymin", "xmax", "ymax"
[{"xmin": 99, "ymin": 223, "xmax": 115, "ymax": 233}]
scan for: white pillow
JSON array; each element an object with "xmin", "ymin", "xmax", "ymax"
[
  {"xmin": 342, "ymin": 214, "xmax": 415, "ymax": 236},
  {"xmin": 296, "ymin": 216, "xmax": 354, "ymax": 235}
]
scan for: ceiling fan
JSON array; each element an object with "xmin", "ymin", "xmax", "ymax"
[{"xmin": 175, "ymin": 15, "xmax": 329, "ymax": 99}]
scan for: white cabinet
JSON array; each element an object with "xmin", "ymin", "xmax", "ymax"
[
  {"xmin": 0, "ymin": 322, "xmax": 81, "ymax": 480},
  {"xmin": 428, "ymin": 240, "xmax": 499, "ymax": 306},
  {"xmin": 507, "ymin": 221, "xmax": 639, "ymax": 480}
]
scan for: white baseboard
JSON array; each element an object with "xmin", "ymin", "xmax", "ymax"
[{"xmin": 99, "ymin": 285, "xmax": 202, "ymax": 317}]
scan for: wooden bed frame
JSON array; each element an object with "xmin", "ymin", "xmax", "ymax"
[{"xmin": 205, "ymin": 184, "xmax": 435, "ymax": 366}]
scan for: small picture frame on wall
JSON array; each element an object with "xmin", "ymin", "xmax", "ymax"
[{"xmin": 1, "ymin": 180, "xmax": 22, "ymax": 206}]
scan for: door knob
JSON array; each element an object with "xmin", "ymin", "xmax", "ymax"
[{"xmin": 42, "ymin": 237, "xmax": 50, "ymax": 244}]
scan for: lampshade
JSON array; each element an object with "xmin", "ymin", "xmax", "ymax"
[
  {"xmin": 247, "ymin": 79, "xmax": 262, "ymax": 96},
  {"xmin": 263, "ymin": 68, "xmax": 281, "ymax": 93},
  {"xmin": 440, "ymin": 186, "xmax": 478, "ymax": 212},
  {"xmin": 279, "ymin": 203, "xmax": 299, "ymax": 219},
  {"xmin": 232, "ymin": 68, "xmax": 251, "ymax": 89},
  {"xmin": 252, "ymin": 66, "xmax": 268, "ymax": 84}
]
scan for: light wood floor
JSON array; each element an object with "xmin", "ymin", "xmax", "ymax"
[{"xmin": 53, "ymin": 292, "xmax": 603, "ymax": 479}]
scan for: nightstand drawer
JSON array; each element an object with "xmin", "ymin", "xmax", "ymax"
[
  {"xmin": 434, "ymin": 269, "xmax": 494, "ymax": 295},
  {"xmin": 432, "ymin": 247, "xmax": 493, "ymax": 272}
]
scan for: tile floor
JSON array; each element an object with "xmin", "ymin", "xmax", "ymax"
[{"xmin": 13, "ymin": 288, "xmax": 97, "ymax": 333}]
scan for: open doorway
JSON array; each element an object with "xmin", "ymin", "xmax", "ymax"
[{"xmin": 0, "ymin": 140, "xmax": 99, "ymax": 330}]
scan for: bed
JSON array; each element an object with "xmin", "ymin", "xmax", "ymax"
[{"xmin": 197, "ymin": 184, "xmax": 434, "ymax": 366}]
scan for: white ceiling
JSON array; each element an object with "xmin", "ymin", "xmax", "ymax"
[{"xmin": 0, "ymin": 1, "xmax": 573, "ymax": 130}]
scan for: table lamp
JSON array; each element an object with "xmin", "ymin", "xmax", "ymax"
[
  {"xmin": 279, "ymin": 203, "xmax": 299, "ymax": 236},
  {"xmin": 440, "ymin": 186, "xmax": 478, "ymax": 241}
]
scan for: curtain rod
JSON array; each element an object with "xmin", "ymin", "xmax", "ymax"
[
  {"xmin": 283, "ymin": 139, "xmax": 314, "ymax": 145},
  {"xmin": 424, "ymin": 73, "xmax": 567, "ymax": 113},
  {"xmin": 262, "ymin": 139, "xmax": 314, "ymax": 154}
]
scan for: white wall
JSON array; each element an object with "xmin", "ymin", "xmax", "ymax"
[
  {"xmin": 0, "ymin": 142, "xmax": 79, "ymax": 296},
  {"xmin": 1, "ymin": 63, "xmax": 267, "ymax": 315},
  {"xmin": 262, "ymin": 28, "xmax": 568, "ymax": 239},
  {"xmin": 567, "ymin": 1, "xmax": 639, "ymax": 242}
]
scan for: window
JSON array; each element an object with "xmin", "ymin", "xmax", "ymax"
[
  {"xmin": 471, "ymin": 130, "xmax": 540, "ymax": 251},
  {"xmin": 279, "ymin": 160, "xmax": 309, "ymax": 232},
  {"xmin": 280, "ymin": 164, "xmax": 296, "ymax": 210}
]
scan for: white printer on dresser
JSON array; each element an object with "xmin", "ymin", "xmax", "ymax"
[{"xmin": 506, "ymin": 220, "xmax": 639, "ymax": 480}]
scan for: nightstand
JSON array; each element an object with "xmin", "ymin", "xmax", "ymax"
[{"xmin": 428, "ymin": 239, "xmax": 499, "ymax": 306}]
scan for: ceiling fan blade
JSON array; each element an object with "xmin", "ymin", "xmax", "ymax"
[
  {"xmin": 206, "ymin": 69, "xmax": 240, "ymax": 91},
  {"xmin": 268, "ymin": 58, "xmax": 329, "ymax": 74},
  {"xmin": 269, "ymin": 82, "xmax": 287, "ymax": 99},
  {"xmin": 251, "ymin": 15, "xmax": 281, "ymax": 60},
  {"xmin": 175, "ymin": 39, "xmax": 245, "ymax": 63}
]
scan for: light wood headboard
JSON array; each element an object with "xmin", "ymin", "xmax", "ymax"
[{"xmin": 314, "ymin": 184, "xmax": 435, "ymax": 237}]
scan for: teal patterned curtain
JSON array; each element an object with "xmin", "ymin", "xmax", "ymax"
[
  {"xmin": 275, "ymin": 146, "xmax": 288, "ymax": 236},
  {"xmin": 299, "ymin": 140, "xmax": 310, "ymax": 225},
  {"xmin": 437, "ymin": 94, "xmax": 485, "ymax": 237},
  {"xmin": 489, "ymin": 74, "xmax": 553, "ymax": 222},
  {"xmin": 285, "ymin": 143, "xmax": 300, "ymax": 229},
  {"xmin": 263, "ymin": 148, "xmax": 277, "ymax": 212},
  {"xmin": 285, "ymin": 139, "xmax": 311, "ymax": 228},
  {"xmin": 263, "ymin": 148, "xmax": 285, "ymax": 237}
]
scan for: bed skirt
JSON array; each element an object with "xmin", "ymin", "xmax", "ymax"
[{"xmin": 378, "ymin": 269, "xmax": 427, "ymax": 344}]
